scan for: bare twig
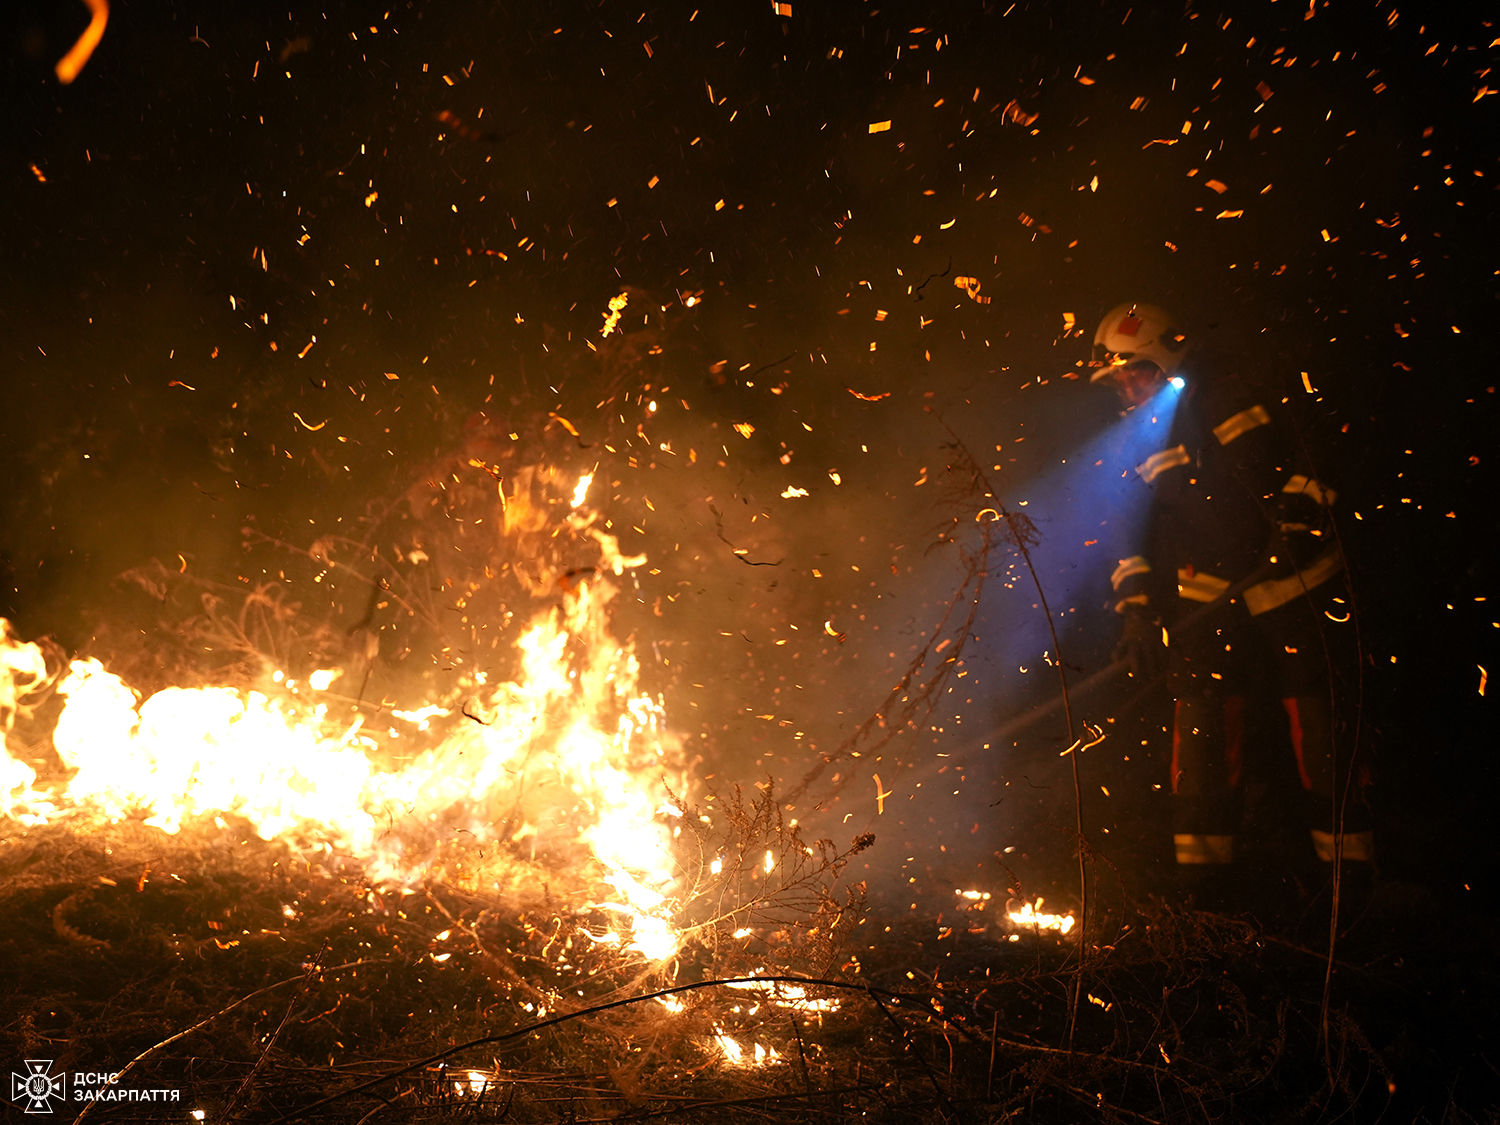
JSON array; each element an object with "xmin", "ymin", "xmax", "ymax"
[
  {"xmin": 788, "ymin": 1013, "xmax": 812, "ymax": 1093},
  {"xmin": 221, "ymin": 948, "xmax": 326, "ymax": 1121},
  {"xmin": 987, "ymin": 1010, "xmax": 999, "ymax": 1101},
  {"xmin": 867, "ymin": 989, "xmax": 957, "ymax": 1117},
  {"xmin": 784, "ymin": 439, "xmax": 998, "ymax": 804},
  {"xmin": 1062, "ymin": 1083, "xmax": 1165, "ymax": 1124},
  {"xmin": 70, "ymin": 959, "xmax": 389, "ymax": 1125},
  {"xmin": 925, "ymin": 410, "xmax": 1090, "ymax": 1053},
  {"xmin": 264, "ymin": 975, "xmax": 981, "ymax": 1124},
  {"xmin": 568, "ymin": 1084, "xmax": 875, "ymax": 1122},
  {"xmin": 350, "ymin": 1086, "xmax": 407, "ymax": 1125}
]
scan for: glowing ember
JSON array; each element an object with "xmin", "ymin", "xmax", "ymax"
[
  {"xmin": 54, "ymin": 0, "xmax": 109, "ymax": 85},
  {"xmin": 600, "ymin": 291, "xmax": 629, "ymax": 336}
]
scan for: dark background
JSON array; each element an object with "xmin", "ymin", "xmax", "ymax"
[{"xmin": 1, "ymin": 0, "xmax": 1494, "ymax": 913}]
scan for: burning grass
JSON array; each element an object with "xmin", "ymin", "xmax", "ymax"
[{"xmin": 0, "ymin": 446, "xmax": 1450, "ymax": 1122}]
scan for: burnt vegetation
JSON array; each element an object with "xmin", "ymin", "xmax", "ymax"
[{"xmin": 1, "ymin": 813, "xmax": 1454, "ymax": 1125}]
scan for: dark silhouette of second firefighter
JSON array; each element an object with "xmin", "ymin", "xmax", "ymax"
[{"xmin": 1089, "ymin": 302, "xmax": 1372, "ymax": 883}]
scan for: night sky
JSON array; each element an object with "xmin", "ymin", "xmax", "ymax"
[{"xmin": 2, "ymin": 0, "xmax": 1495, "ymax": 907}]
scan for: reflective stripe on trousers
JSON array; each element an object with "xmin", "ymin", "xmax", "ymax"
[
  {"xmin": 1174, "ymin": 834, "xmax": 1235, "ymax": 865},
  {"xmin": 1311, "ymin": 830, "xmax": 1374, "ymax": 863}
]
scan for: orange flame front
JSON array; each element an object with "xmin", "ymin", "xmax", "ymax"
[{"xmin": 1, "ymin": 484, "xmax": 684, "ymax": 961}]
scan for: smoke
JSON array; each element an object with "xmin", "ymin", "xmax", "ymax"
[{"xmin": 2, "ymin": 0, "xmax": 1493, "ymax": 906}]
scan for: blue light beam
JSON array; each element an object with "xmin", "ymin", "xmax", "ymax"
[{"xmin": 973, "ymin": 378, "xmax": 1186, "ymax": 715}]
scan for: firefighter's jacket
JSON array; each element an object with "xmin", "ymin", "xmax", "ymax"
[{"xmin": 1110, "ymin": 361, "xmax": 1342, "ymax": 620}]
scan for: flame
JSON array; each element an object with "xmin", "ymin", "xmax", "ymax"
[
  {"xmin": 725, "ymin": 977, "xmax": 840, "ymax": 1013},
  {"xmin": 1006, "ymin": 897, "xmax": 1076, "ymax": 936},
  {"xmin": 709, "ymin": 1027, "xmax": 781, "ymax": 1067},
  {"xmin": 1, "ymin": 622, "xmax": 54, "ymax": 826},
  {"xmin": 1, "ymin": 502, "xmax": 683, "ymax": 960},
  {"xmin": 571, "ymin": 471, "xmax": 594, "ymax": 508},
  {"xmin": 456, "ymin": 1071, "xmax": 491, "ymax": 1096}
]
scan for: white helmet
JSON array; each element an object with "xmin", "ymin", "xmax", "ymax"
[{"xmin": 1090, "ymin": 302, "xmax": 1190, "ymax": 382}]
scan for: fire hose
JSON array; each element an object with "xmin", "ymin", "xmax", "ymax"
[{"xmin": 987, "ymin": 564, "xmax": 1279, "ymax": 745}]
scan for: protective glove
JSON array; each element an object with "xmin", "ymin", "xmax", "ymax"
[{"xmin": 1114, "ymin": 604, "xmax": 1167, "ymax": 678}]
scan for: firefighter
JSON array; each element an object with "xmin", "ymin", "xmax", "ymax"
[{"xmin": 1090, "ymin": 301, "xmax": 1372, "ymax": 892}]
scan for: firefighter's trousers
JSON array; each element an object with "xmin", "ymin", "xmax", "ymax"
[{"xmin": 1167, "ymin": 578, "xmax": 1373, "ymax": 867}]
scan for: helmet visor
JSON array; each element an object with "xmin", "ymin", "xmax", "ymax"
[{"xmin": 1088, "ymin": 343, "xmax": 1133, "ymax": 382}]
